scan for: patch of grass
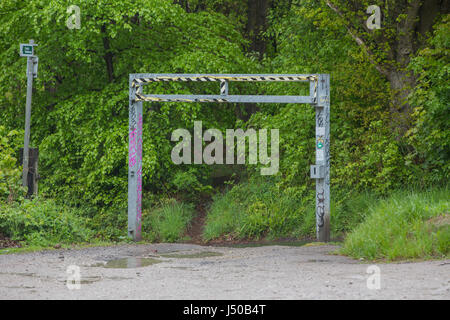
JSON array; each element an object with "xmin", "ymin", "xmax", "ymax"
[
  {"xmin": 0, "ymin": 197, "xmax": 95, "ymax": 247},
  {"xmin": 202, "ymin": 191, "xmax": 245, "ymax": 241},
  {"xmin": 203, "ymin": 178, "xmax": 313, "ymax": 241},
  {"xmin": 203, "ymin": 178, "xmax": 379, "ymax": 242},
  {"xmin": 203, "ymin": 178, "xmax": 332, "ymax": 241},
  {"xmin": 142, "ymin": 199, "xmax": 194, "ymax": 242},
  {"xmin": 341, "ymin": 187, "xmax": 449, "ymax": 261},
  {"xmin": 330, "ymin": 190, "xmax": 379, "ymax": 238}
]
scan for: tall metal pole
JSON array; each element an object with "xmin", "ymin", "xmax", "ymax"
[
  {"xmin": 128, "ymin": 75, "xmax": 143, "ymax": 241},
  {"xmin": 315, "ymin": 74, "xmax": 331, "ymax": 242},
  {"xmin": 22, "ymin": 40, "xmax": 35, "ymax": 188}
]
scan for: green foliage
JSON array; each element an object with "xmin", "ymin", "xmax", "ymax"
[
  {"xmin": 0, "ymin": 197, "xmax": 94, "ymax": 246},
  {"xmin": 0, "ymin": 126, "xmax": 25, "ymax": 202},
  {"xmin": 322, "ymin": 0, "xmax": 439, "ymax": 73},
  {"xmin": 142, "ymin": 198, "xmax": 194, "ymax": 242},
  {"xmin": 0, "ymin": 0, "xmax": 257, "ymax": 208},
  {"xmin": 171, "ymin": 169, "xmax": 213, "ymax": 199},
  {"xmin": 204, "ymin": 177, "xmax": 313, "ymax": 241},
  {"xmin": 330, "ymin": 188, "xmax": 379, "ymax": 237},
  {"xmin": 407, "ymin": 16, "xmax": 450, "ymax": 185},
  {"xmin": 203, "ymin": 177, "xmax": 380, "ymax": 241},
  {"xmin": 0, "ymin": 0, "xmax": 448, "ymax": 249},
  {"xmin": 87, "ymin": 203, "xmax": 128, "ymax": 241},
  {"xmin": 255, "ymin": 0, "xmax": 409, "ymax": 195},
  {"xmin": 341, "ymin": 187, "xmax": 450, "ymax": 260},
  {"xmin": 248, "ymin": 104, "xmax": 314, "ymax": 190}
]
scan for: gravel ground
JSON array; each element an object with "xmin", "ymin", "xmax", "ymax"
[{"xmin": 0, "ymin": 243, "xmax": 448, "ymax": 300}]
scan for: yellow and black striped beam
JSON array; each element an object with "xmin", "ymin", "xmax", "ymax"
[
  {"xmin": 131, "ymin": 74, "xmax": 319, "ymax": 103},
  {"xmin": 135, "ymin": 93, "xmax": 229, "ymax": 103},
  {"xmin": 132, "ymin": 74, "xmax": 317, "ymax": 87}
]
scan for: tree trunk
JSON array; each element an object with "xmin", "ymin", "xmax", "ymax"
[
  {"xmin": 326, "ymin": 0, "xmax": 449, "ymax": 137},
  {"xmin": 384, "ymin": 0, "xmax": 448, "ymax": 135},
  {"xmin": 246, "ymin": 0, "xmax": 270, "ymax": 58},
  {"xmin": 386, "ymin": 69, "xmax": 416, "ymax": 134},
  {"xmin": 101, "ymin": 25, "xmax": 114, "ymax": 83}
]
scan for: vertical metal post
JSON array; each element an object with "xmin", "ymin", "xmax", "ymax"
[
  {"xmin": 128, "ymin": 76, "xmax": 143, "ymax": 241},
  {"xmin": 315, "ymin": 74, "xmax": 330, "ymax": 242},
  {"xmin": 30, "ymin": 148, "xmax": 39, "ymax": 195},
  {"xmin": 22, "ymin": 40, "xmax": 35, "ymax": 188},
  {"xmin": 220, "ymin": 80, "xmax": 228, "ymax": 96}
]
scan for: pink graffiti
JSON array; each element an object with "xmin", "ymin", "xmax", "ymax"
[
  {"xmin": 136, "ymin": 114, "xmax": 143, "ymax": 238},
  {"xmin": 136, "ymin": 167, "xmax": 142, "ymax": 236},
  {"xmin": 129, "ymin": 128, "xmax": 137, "ymax": 167},
  {"xmin": 137, "ymin": 115, "xmax": 143, "ymax": 158}
]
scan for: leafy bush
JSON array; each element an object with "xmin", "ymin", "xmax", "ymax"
[
  {"xmin": 407, "ymin": 16, "xmax": 450, "ymax": 185},
  {"xmin": 341, "ymin": 187, "xmax": 450, "ymax": 260},
  {"xmin": 0, "ymin": 126, "xmax": 25, "ymax": 203},
  {"xmin": 142, "ymin": 199, "xmax": 194, "ymax": 242},
  {"xmin": 0, "ymin": 198, "xmax": 94, "ymax": 246},
  {"xmin": 86, "ymin": 203, "xmax": 128, "ymax": 241}
]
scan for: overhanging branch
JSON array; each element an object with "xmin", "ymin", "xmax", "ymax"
[{"xmin": 325, "ymin": 1, "xmax": 389, "ymax": 78}]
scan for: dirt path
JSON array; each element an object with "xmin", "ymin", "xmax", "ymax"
[
  {"xmin": 185, "ymin": 202, "xmax": 208, "ymax": 244},
  {"xmin": 0, "ymin": 243, "xmax": 448, "ymax": 299}
]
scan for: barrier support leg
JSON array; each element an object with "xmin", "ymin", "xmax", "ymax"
[
  {"xmin": 128, "ymin": 77, "xmax": 143, "ymax": 241},
  {"xmin": 314, "ymin": 74, "xmax": 330, "ymax": 242}
]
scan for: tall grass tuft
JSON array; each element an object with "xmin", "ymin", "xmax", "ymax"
[
  {"xmin": 203, "ymin": 178, "xmax": 382, "ymax": 242},
  {"xmin": 203, "ymin": 178, "xmax": 315, "ymax": 241},
  {"xmin": 142, "ymin": 199, "xmax": 194, "ymax": 242},
  {"xmin": 341, "ymin": 187, "xmax": 449, "ymax": 260}
]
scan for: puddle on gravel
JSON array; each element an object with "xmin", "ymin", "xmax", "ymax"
[
  {"xmin": 92, "ymin": 257, "xmax": 163, "ymax": 269},
  {"xmin": 160, "ymin": 251, "xmax": 223, "ymax": 259}
]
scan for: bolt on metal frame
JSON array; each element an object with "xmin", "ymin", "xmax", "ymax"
[{"xmin": 128, "ymin": 73, "xmax": 330, "ymax": 242}]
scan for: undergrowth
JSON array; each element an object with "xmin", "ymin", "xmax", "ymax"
[{"xmin": 341, "ymin": 187, "xmax": 449, "ymax": 260}]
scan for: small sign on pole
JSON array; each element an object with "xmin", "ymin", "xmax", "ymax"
[{"xmin": 20, "ymin": 43, "xmax": 35, "ymax": 57}]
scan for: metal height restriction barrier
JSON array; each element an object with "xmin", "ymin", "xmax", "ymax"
[{"xmin": 128, "ymin": 74, "xmax": 331, "ymax": 242}]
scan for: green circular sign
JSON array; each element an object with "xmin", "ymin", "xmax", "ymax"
[{"xmin": 317, "ymin": 138, "xmax": 324, "ymax": 149}]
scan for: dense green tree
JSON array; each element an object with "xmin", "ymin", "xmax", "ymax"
[
  {"xmin": 0, "ymin": 0, "xmax": 257, "ymax": 206},
  {"xmin": 324, "ymin": 0, "xmax": 449, "ymax": 134},
  {"xmin": 407, "ymin": 15, "xmax": 450, "ymax": 183},
  {"xmin": 0, "ymin": 0, "xmax": 447, "ymax": 216},
  {"xmin": 248, "ymin": 0, "xmax": 404, "ymax": 194}
]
